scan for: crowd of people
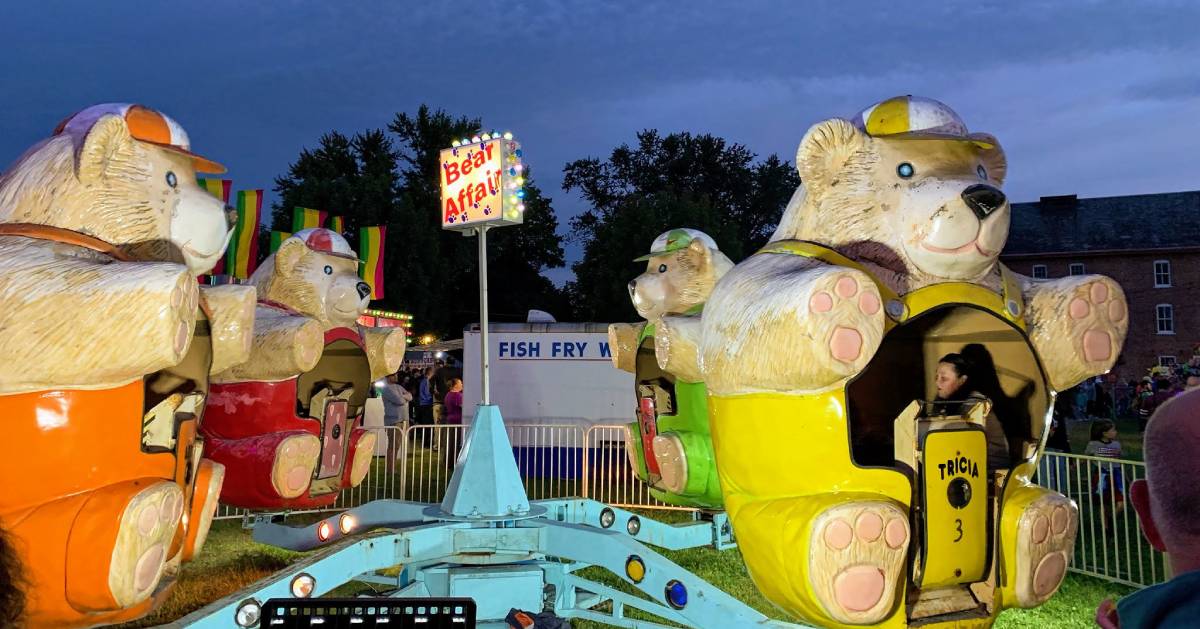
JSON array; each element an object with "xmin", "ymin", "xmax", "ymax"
[{"xmin": 377, "ymin": 360, "xmax": 464, "ymax": 467}]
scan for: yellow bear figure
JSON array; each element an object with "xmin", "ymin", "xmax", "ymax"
[
  {"xmin": 0, "ymin": 103, "xmax": 254, "ymax": 627},
  {"xmin": 662, "ymin": 96, "xmax": 1127, "ymax": 627},
  {"xmin": 608, "ymin": 229, "xmax": 733, "ymax": 507},
  {"xmin": 202, "ymin": 228, "xmax": 406, "ymax": 510}
]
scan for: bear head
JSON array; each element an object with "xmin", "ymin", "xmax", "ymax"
[
  {"xmin": 0, "ymin": 104, "xmax": 231, "ymax": 274},
  {"xmin": 629, "ymin": 228, "xmax": 734, "ymax": 320},
  {"xmin": 771, "ymin": 96, "xmax": 1009, "ymax": 287},
  {"xmin": 251, "ymin": 228, "xmax": 372, "ymax": 329}
]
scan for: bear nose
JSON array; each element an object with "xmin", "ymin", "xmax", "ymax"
[
  {"xmin": 356, "ymin": 282, "xmax": 372, "ymax": 299},
  {"xmin": 961, "ymin": 184, "xmax": 1006, "ymax": 220}
]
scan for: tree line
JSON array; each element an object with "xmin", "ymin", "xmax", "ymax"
[{"xmin": 271, "ymin": 105, "xmax": 799, "ymax": 337}]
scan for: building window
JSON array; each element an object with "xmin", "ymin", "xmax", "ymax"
[
  {"xmin": 1069, "ymin": 263, "xmax": 1085, "ymax": 276},
  {"xmin": 1159, "ymin": 355, "xmax": 1178, "ymax": 368},
  {"xmin": 1156, "ymin": 304, "xmax": 1175, "ymax": 335},
  {"xmin": 1032, "ymin": 264, "xmax": 1047, "ymax": 279},
  {"xmin": 1154, "ymin": 259, "xmax": 1171, "ymax": 287}
]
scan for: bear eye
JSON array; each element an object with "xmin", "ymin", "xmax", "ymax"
[
  {"xmin": 977, "ymin": 165, "xmax": 987, "ymax": 180},
  {"xmin": 897, "ymin": 162, "xmax": 915, "ymax": 179},
  {"xmin": 658, "ymin": 264, "xmax": 668, "ymax": 273},
  {"xmin": 323, "ymin": 265, "xmax": 333, "ymax": 275},
  {"xmin": 165, "ymin": 171, "xmax": 178, "ymax": 188}
]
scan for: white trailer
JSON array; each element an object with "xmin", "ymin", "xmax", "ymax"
[{"xmin": 462, "ymin": 323, "xmax": 634, "ymax": 478}]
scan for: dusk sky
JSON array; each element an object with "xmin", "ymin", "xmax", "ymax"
[{"xmin": 2, "ymin": 1, "xmax": 1198, "ymax": 285}]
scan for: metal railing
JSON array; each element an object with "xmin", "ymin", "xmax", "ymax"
[
  {"xmin": 212, "ymin": 425, "xmax": 1166, "ymax": 589},
  {"xmin": 1035, "ymin": 451, "xmax": 1168, "ymax": 587}
]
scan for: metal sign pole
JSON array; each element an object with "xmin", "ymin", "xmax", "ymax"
[{"xmin": 477, "ymin": 225, "xmax": 490, "ymax": 405}]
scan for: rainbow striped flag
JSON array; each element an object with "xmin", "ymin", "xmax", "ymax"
[
  {"xmin": 329, "ymin": 215, "xmax": 345, "ymax": 234},
  {"xmin": 358, "ymin": 226, "xmax": 386, "ymax": 299},
  {"xmin": 197, "ymin": 177, "xmax": 232, "ymax": 203},
  {"xmin": 227, "ymin": 190, "xmax": 263, "ymax": 279},
  {"xmin": 292, "ymin": 207, "xmax": 327, "ymax": 231},
  {"xmin": 269, "ymin": 230, "xmax": 292, "ymax": 252}
]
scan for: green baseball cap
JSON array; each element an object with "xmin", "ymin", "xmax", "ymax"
[{"xmin": 634, "ymin": 228, "xmax": 719, "ymax": 262}]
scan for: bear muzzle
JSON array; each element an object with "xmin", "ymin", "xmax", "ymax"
[{"xmin": 961, "ymin": 184, "xmax": 1006, "ymax": 220}]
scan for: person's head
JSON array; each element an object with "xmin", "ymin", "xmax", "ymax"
[
  {"xmin": 0, "ymin": 526, "xmax": 26, "ymax": 627},
  {"xmin": 1090, "ymin": 419, "xmax": 1117, "ymax": 442},
  {"xmin": 386, "ymin": 372, "xmax": 398, "ymax": 383},
  {"xmin": 1130, "ymin": 390, "xmax": 1200, "ymax": 567},
  {"xmin": 424, "ymin": 367, "xmax": 435, "ymax": 378},
  {"xmin": 935, "ymin": 353, "xmax": 971, "ymax": 400},
  {"xmin": 450, "ymin": 377, "xmax": 463, "ymax": 392},
  {"xmin": 1187, "ymin": 375, "xmax": 1200, "ymax": 391}
]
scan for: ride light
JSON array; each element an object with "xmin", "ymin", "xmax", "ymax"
[
  {"xmin": 235, "ymin": 598, "xmax": 262, "ymax": 627},
  {"xmin": 626, "ymin": 516, "xmax": 641, "ymax": 536},
  {"xmin": 290, "ymin": 573, "xmax": 316, "ymax": 598},
  {"xmin": 624, "ymin": 555, "xmax": 646, "ymax": 584},
  {"xmin": 599, "ymin": 507, "xmax": 616, "ymax": 529},
  {"xmin": 339, "ymin": 512, "xmax": 357, "ymax": 535},
  {"xmin": 317, "ymin": 521, "xmax": 333, "ymax": 542},
  {"xmin": 665, "ymin": 580, "xmax": 688, "ymax": 609}
]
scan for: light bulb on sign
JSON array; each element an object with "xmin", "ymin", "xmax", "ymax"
[
  {"xmin": 515, "ymin": 177, "xmax": 525, "ymax": 186},
  {"xmin": 481, "ymin": 133, "xmax": 491, "ymax": 141},
  {"xmin": 518, "ymin": 203, "xmax": 526, "ymax": 212},
  {"xmin": 471, "ymin": 135, "xmax": 480, "ymax": 143},
  {"xmin": 503, "ymin": 131, "xmax": 513, "ymax": 140},
  {"xmin": 451, "ymin": 140, "xmax": 460, "ymax": 148}
]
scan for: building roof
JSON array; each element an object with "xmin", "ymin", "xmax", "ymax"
[{"xmin": 1004, "ymin": 190, "xmax": 1200, "ymax": 255}]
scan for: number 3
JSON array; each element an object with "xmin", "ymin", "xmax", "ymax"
[{"xmin": 954, "ymin": 519, "xmax": 963, "ymax": 542}]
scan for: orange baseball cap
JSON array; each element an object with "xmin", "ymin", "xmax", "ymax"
[{"xmin": 54, "ymin": 103, "xmax": 226, "ymax": 173}]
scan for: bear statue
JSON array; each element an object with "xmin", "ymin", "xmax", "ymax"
[
  {"xmin": 657, "ymin": 96, "xmax": 1127, "ymax": 627},
  {"xmin": 201, "ymin": 227, "xmax": 407, "ymax": 510},
  {"xmin": 0, "ymin": 103, "xmax": 255, "ymax": 627},
  {"xmin": 608, "ymin": 229, "xmax": 733, "ymax": 508}
]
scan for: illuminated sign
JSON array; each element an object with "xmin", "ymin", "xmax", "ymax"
[{"xmin": 439, "ymin": 132, "xmax": 525, "ymax": 231}]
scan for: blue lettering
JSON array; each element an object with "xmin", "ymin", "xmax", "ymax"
[
  {"xmin": 528, "ymin": 342, "xmax": 539, "ymax": 357},
  {"xmin": 499, "ymin": 342, "xmax": 511, "ymax": 357},
  {"xmin": 552, "ymin": 342, "xmax": 563, "ymax": 357},
  {"xmin": 575, "ymin": 342, "xmax": 587, "ymax": 357},
  {"xmin": 599, "ymin": 342, "xmax": 611, "ymax": 358}
]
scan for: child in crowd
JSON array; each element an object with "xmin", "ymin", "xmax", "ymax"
[{"xmin": 1086, "ymin": 419, "xmax": 1126, "ymax": 526}]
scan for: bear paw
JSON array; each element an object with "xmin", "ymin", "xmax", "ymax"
[
  {"xmin": 1066, "ymin": 278, "xmax": 1125, "ymax": 365},
  {"xmin": 811, "ymin": 501, "xmax": 909, "ymax": 625},
  {"xmin": 110, "ymin": 482, "xmax": 185, "ymax": 607},
  {"xmin": 271, "ymin": 434, "xmax": 321, "ymax": 499},
  {"xmin": 807, "ymin": 270, "xmax": 884, "ymax": 370},
  {"xmin": 1014, "ymin": 493, "xmax": 1077, "ymax": 607},
  {"xmin": 349, "ymin": 431, "xmax": 377, "ymax": 487},
  {"xmin": 651, "ymin": 434, "xmax": 688, "ymax": 494}
]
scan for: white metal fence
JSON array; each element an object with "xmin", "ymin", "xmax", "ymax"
[
  {"xmin": 1036, "ymin": 451, "xmax": 1167, "ymax": 587},
  {"xmin": 213, "ymin": 425, "xmax": 1165, "ymax": 588}
]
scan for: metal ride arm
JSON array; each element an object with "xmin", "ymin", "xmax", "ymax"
[{"xmin": 178, "ymin": 514, "xmax": 803, "ymax": 629}]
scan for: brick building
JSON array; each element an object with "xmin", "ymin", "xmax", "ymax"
[{"xmin": 1002, "ymin": 191, "xmax": 1200, "ymax": 382}]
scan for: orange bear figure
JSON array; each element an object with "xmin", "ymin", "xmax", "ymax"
[{"xmin": 0, "ymin": 104, "xmax": 255, "ymax": 627}]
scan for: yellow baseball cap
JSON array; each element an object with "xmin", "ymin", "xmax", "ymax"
[
  {"xmin": 852, "ymin": 95, "xmax": 996, "ymax": 149},
  {"xmin": 54, "ymin": 103, "xmax": 226, "ymax": 173}
]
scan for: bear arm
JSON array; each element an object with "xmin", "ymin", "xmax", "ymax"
[
  {"xmin": 655, "ymin": 315, "xmax": 704, "ymax": 383},
  {"xmin": 699, "ymin": 254, "xmax": 885, "ymax": 395},
  {"xmin": 607, "ymin": 322, "xmax": 644, "ymax": 373},
  {"xmin": 360, "ymin": 326, "xmax": 407, "ymax": 381},
  {"xmin": 0, "ymin": 239, "xmax": 198, "ymax": 394},
  {"xmin": 1021, "ymin": 274, "xmax": 1128, "ymax": 391},
  {"xmin": 212, "ymin": 310, "xmax": 323, "ymax": 383},
  {"xmin": 199, "ymin": 284, "xmax": 258, "ymax": 375}
]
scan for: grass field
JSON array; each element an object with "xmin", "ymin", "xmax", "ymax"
[{"xmin": 119, "ymin": 510, "xmax": 1137, "ymax": 628}]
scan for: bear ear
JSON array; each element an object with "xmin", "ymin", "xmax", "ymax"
[
  {"xmin": 795, "ymin": 118, "xmax": 867, "ymax": 190},
  {"xmin": 684, "ymin": 238, "xmax": 712, "ymax": 268},
  {"xmin": 975, "ymin": 135, "xmax": 1007, "ymax": 185},
  {"xmin": 77, "ymin": 115, "xmax": 134, "ymax": 184},
  {"xmin": 274, "ymin": 239, "xmax": 307, "ymax": 275}
]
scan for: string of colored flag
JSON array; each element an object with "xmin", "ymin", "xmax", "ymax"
[
  {"xmin": 226, "ymin": 190, "xmax": 263, "ymax": 279},
  {"xmin": 358, "ymin": 225, "xmax": 386, "ymax": 299},
  {"xmin": 293, "ymin": 207, "xmax": 327, "ymax": 232}
]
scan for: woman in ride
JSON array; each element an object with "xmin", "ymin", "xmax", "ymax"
[{"xmin": 932, "ymin": 353, "xmax": 1011, "ymax": 472}]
